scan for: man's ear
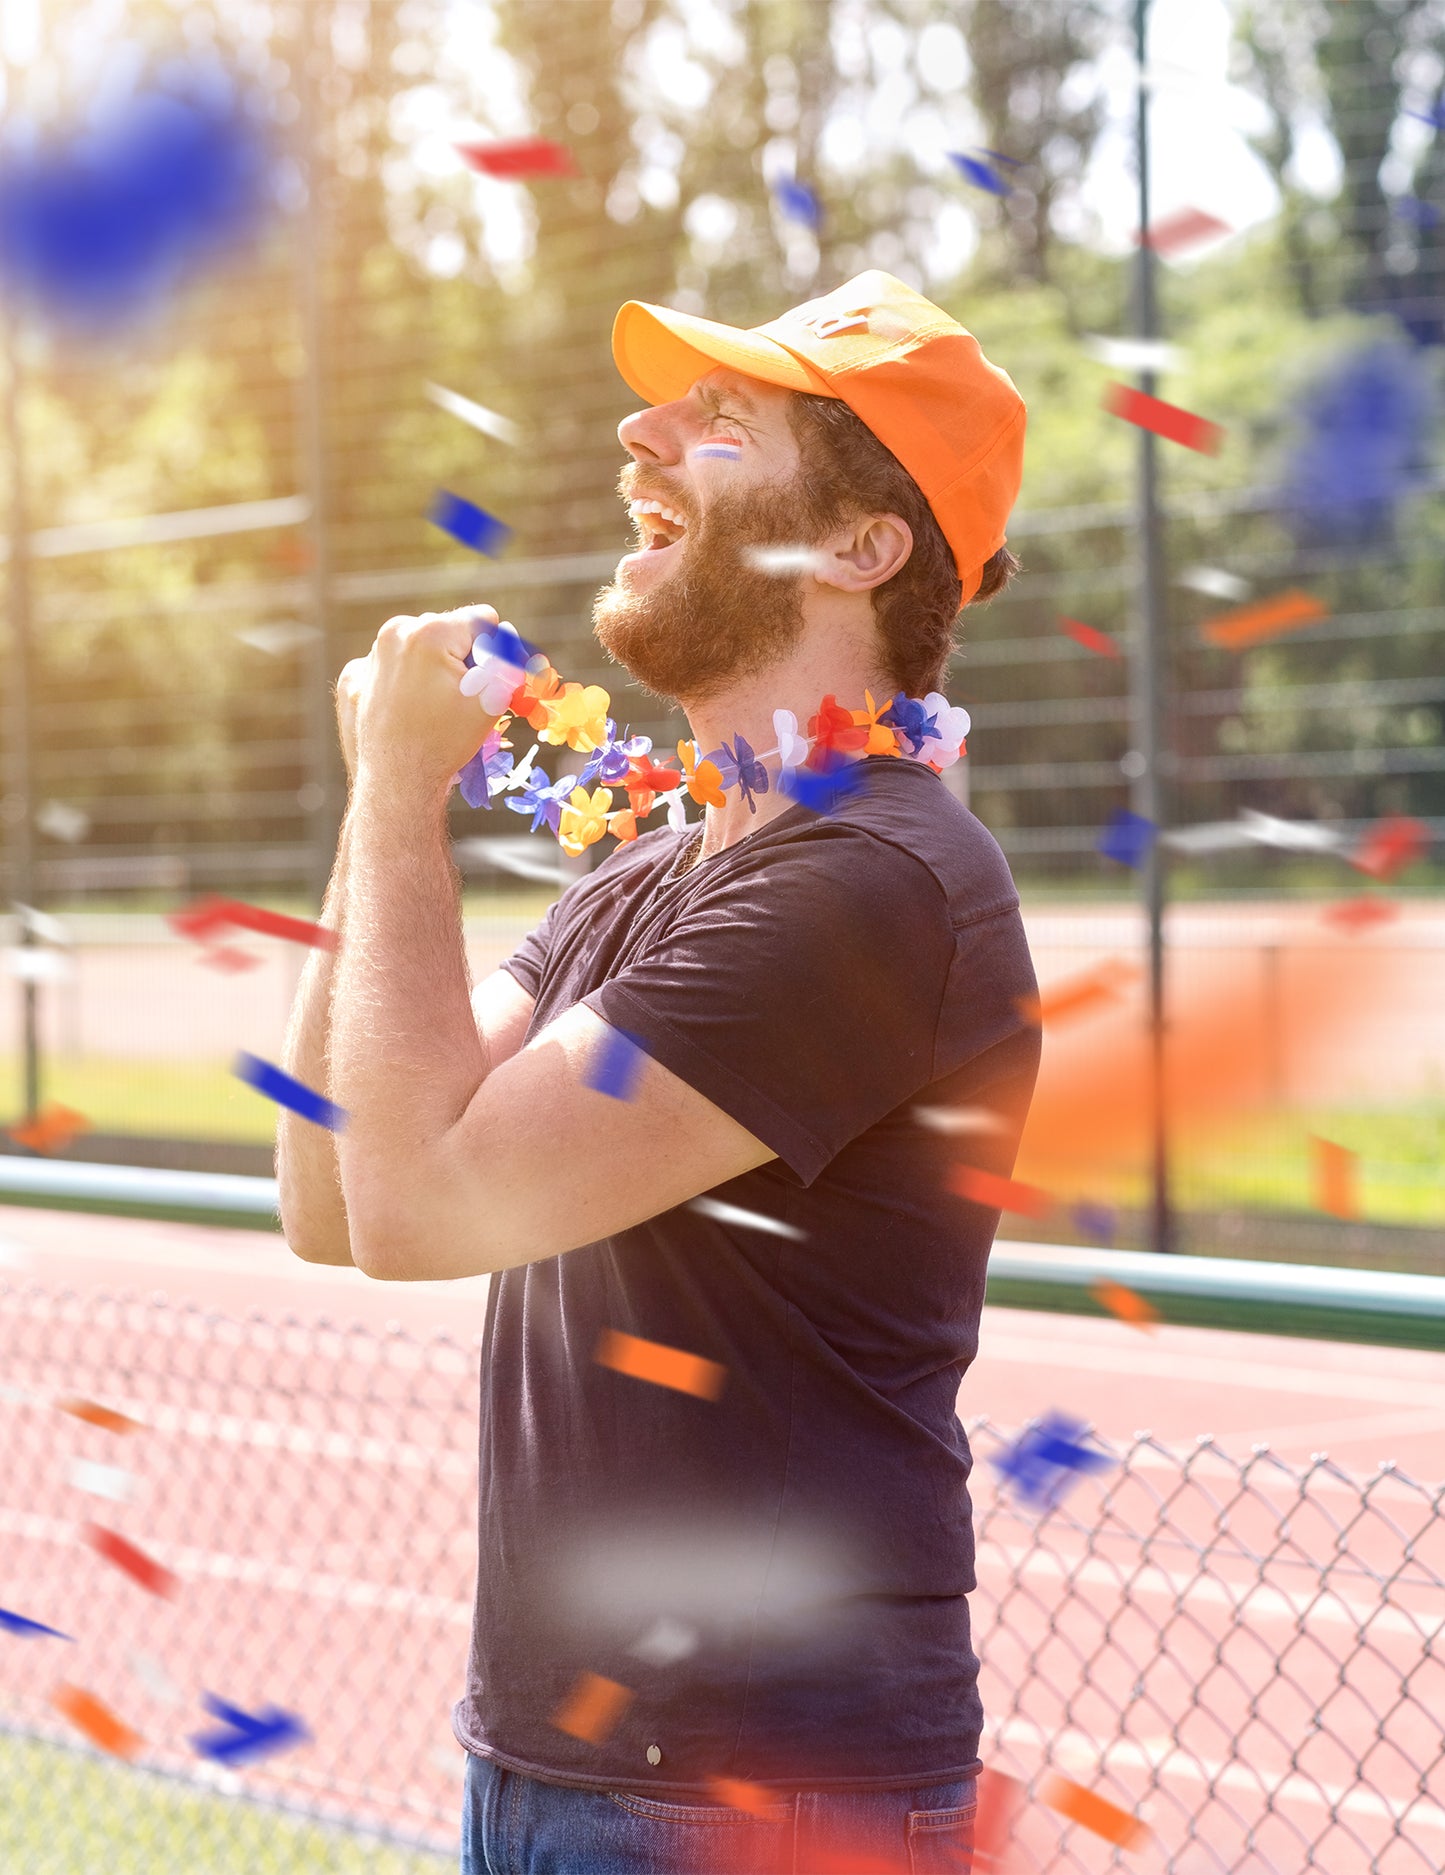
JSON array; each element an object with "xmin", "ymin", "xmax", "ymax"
[{"xmin": 812, "ymin": 513, "xmax": 913, "ymax": 594}]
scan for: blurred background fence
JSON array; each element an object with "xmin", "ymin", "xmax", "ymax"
[
  {"xmin": 2, "ymin": 4, "xmax": 1444, "ymax": 1254},
  {"xmin": 1, "ymin": 1281, "xmax": 1440, "ymax": 1874}
]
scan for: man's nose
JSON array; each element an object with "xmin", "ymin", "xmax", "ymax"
[{"xmin": 618, "ymin": 400, "xmax": 688, "ymax": 465}]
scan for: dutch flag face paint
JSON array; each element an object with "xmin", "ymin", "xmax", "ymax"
[{"xmin": 693, "ymin": 441, "xmax": 743, "ymax": 462}]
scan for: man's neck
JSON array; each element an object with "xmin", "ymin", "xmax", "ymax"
[{"xmin": 681, "ymin": 641, "xmax": 892, "ymax": 859}]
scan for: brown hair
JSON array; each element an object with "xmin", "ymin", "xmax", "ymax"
[{"xmin": 787, "ymin": 392, "xmax": 1019, "ymax": 696}]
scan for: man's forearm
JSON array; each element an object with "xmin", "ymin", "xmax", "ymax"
[{"xmin": 276, "ymin": 815, "xmax": 354, "ymax": 1264}]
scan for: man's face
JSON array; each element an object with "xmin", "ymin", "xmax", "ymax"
[{"xmin": 593, "ymin": 367, "xmax": 830, "ymax": 706}]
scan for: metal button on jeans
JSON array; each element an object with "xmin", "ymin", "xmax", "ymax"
[{"xmin": 645, "ymin": 1745, "xmax": 662, "ymax": 1765}]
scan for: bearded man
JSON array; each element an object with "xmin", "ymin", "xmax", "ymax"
[{"xmin": 278, "ymin": 270, "xmax": 1040, "ymax": 1875}]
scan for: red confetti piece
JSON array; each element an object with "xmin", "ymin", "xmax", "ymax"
[
  {"xmin": 7, "ymin": 1102, "xmax": 88, "ymax": 1155},
  {"xmin": 1018, "ymin": 958, "xmax": 1137, "ymax": 1027},
  {"xmin": 53, "ymin": 1683, "xmax": 142, "ymax": 1759},
  {"xmin": 973, "ymin": 1767, "xmax": 1027, "ymax": 1869},
  {"xmin": 551, "ymin": 1671, "xmax": 632, "ymax": 1743},
  {"xmin": 1310, "ymin": 1136, "xmax": 1360, "ymax": 1220},
  {"xmin": 1137, "ymin": 206, "xmax": 1232, "ymax": 255},
  {"xmin": 949, "ymin": 1165, "xmax": 1052, "ymax": 1219},
  {"xmin": 456, "ymin": 137, "xmax": 576, "ymax": 179},
  {"xmin": 83, "ymin": 1524, "xmax": 178, "ymax": 1599},
  {"xmin": 1058, "ymin": 616, "xmax": 1122, "ymax": 658},
  {"xmin": 57, "ymin": 1399, "xmax": 142, "ymax": 1435},
  {"xmin": 1322, "ymin": 898, "xmax": 1399, "ymax": 933},
  {"xmin": 169, "ymin": 896, "xmax": 337, "ymax": 954},
  {"xmin": 594, "ymin": 1329, "xmax": 727, "ymax": 1402},
  {"xmin": 1350, "ymin": 815, "xmax": 1427, "ymax": 881},
  {"xmin": 1091, "ymin": 1280, "xmax": 1159, "ymax": 1332},
  {"xmin": 1040, "ymin": 1773, "xmax": 1150, "ymax": 1849},
  {"xmin": 1199, "ymin": 589, "xmax": 1327, "ymax": 649},
  {"xmin": 1103, "ymin": 382, "xmax": 1223, "ymax": 454}
]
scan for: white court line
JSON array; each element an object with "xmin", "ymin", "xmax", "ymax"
[
  {"xmin": 975, "ymin": 1326, "xmax": 1445, "ymax": 1412},
  {"xmin": 976, "ymin": 1540, "xmax": 1441, "ymax": 1640},
  {"xmin": 1221, "ymin": 1405, "xmax": 1445, "ymax": 1455},
  {"xmin": 0, "ymin": 1508, "xmax": 472, "ymax": 1625},
  {"xmin": 989, "ymin": 1712, "xmax": 1445, "ymax": 1838}
]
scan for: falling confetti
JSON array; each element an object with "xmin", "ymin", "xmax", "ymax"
[
  {"xmin": 1096, "ymin": 809, "xmax": 1156, "ymax": 870},
  {"xmin": 53, "ymin": 1683, "xmax": 142, "ymax": 1759},
  {"xmin": 1018, "ymin": 958, "xmax": 1138, "ymax": 1027},
  {"xmin": 1058, "ymin": 616, "xmax": 1122, "ymax": 658},
  {"xmin": 948, "ymin": 1165, "xmax": 1051, "ymax": 1219},
  {"xmin": 772, "ymin": 178, "xmax": 822, "ymax": 229},
  {"xmin": 1039, "ymin": 1772, "xmax": 1150, "ymax": 1850},
  {"xmin": 1350, "ymin": 816, "xmax": 1427, "ymax": 881},
  {"xmin": 1080, "ymin": 334, "xmax": 1183, "ymax": 374},
  {"xmin": 551, "ymin": 1670, "xmax": 633, "ymax": 1744},
  {"xmin": 628, "ymin": 1616, "xmax": 699, "ymax": 1666},
  {"xmin": 709, "ymin": 1777, "xmax": 776, "ymax": 1816},
  {"xmin": 1177, "ymin": 564, "xmax": 1251, "ymax": 602},
  {"xmin": 1103, "ymin": 383, "xmax": 1223, "ymax": 454},
  {"xmin": 1310, "ymin": 1136, "xmax": 1360, "ymax": 1220},
  {"xmin": 913, "ymin": 1105, "xmax": 1008, "ymax": 1137},
  {"xmin": 1091, "ymin": 1279, "xmax": 1158, "ymax": 1331},
  {"xmin": 67, "ymin": 1459, "xmax": 133, "ymax": 1502},
  {"xmin": 1199, "ymin": 590, "xmax": 1327, "ymax": 650},
  {"xmin": 687, "ymin": 1195, "xmax": 803, "ymax": 1240},
  {"xmin": 594, "ymin": 1328, "xmax": 727, "ymax": 1402},
  {"xmin": 992, "ymin": 1412, "xmax": 1115, "ymax": 1510},
  {"xmin": 429, "ymin": 489, "xmax": 512, "ymax": 557},
  {"xmin": 455, "ymin": 136, "xmax": 575, "ymax": 179},
  {"xmin": 0, "ymin": 1607, "xmax": 71, "ymax": 1641},
  {"xmin": 83, "ymin": 1523, "xmax": 178, "ymax": 1599},
  {"xmin": 583, "ymin": 1028, "xmax": 647, "ymax": 1101},
  {"xmin": 424, "ymin": 380, "xmax": 521, "ymax": 446},
  {"xmin": 1137, "ymin": 206, "xmax": 1232, "ymax": 256},
  {"xmin": 6, "ymin": 1103, "xmax": 88, "ymax": 1155},
  {"xmin": 190, "ymin": 1692, "xmax": 310, "ymax": 1766},
  {"xmin": 232, "ymin": 1053, "xmax": 346, "ymax": 1131}
]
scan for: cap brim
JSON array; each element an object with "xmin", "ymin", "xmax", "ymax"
[{"xmin": 612, "ymin": 299, "xmax": 835, "ymax": 407}]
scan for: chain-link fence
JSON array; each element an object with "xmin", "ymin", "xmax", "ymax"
[{"xmin": 1, "ymin": 1278, "xmax": 1439, "ymax": 1873}]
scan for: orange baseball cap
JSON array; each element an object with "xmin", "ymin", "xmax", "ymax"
[{"xmin": 611, "ymin": 269, "xmax": 1026, "ymax": 601}]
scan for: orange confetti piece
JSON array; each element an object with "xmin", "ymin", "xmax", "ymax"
[
  {"xmin": 1200, "ymin": 589, "xmax": 1326, "ymax": 649},
  {"xmin": 1090, "ymin": 1280, "xmax": 1159, "ymax": 1332},
  {"xmin": 1018, "ymin": 958, "xmax": 1138, "ymax": 1027},
  {"xmin": 1311, "ymin": 1136, "xmax": 1360, "ymax": 1220},
  {"xmin": 57, "ymin": 1399, "xmax": 142, "ymax": 1435},
  {"xmin": 7, "ymin": 1102, "xmax": 88, "ymax": 1155},
  {"xmin": 708, "ymin": 1776, "xmax": 776, "ymax": 1816},
  {"xmin": 53, "ymin": 1683, "xmax": 142, "ymax": 1759},
  {"xmin": 551, "ymin": 1671, "xmax": 632, "ymax": 1744},
  {"xmin": 594, "ymin": 1328, "xmax": 727, "ymax": 1402},
  {"xmin": 1040, "ymin": 1773, "xmax": 1149, "ymax": 1849},
  {"xmin": 949, "ymin": 1165, "xmax": 1052, "ymax": 1219}
]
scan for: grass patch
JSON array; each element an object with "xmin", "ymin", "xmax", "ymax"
[
  {"xmin": 0, "ymin": 1733, "xmax": 450, "ymax": 1875},
  {"xmin": 1, "ymin": 1057, "xmax": 279, "ymax": 1145}
]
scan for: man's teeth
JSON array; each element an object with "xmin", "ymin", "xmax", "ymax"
[{"xmin": 627, "ymin": 498, "xmax": 688, "ymax": 537}]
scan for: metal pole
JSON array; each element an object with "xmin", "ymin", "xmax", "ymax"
[
  {"xmin": 1132, "ymin": 0, "xmax": 1173, "ymax": 1253},
  {"xmin": 296, "ymin": 1, "xmax": 340, "ymax": 912},
  {"xmin": 3, "ymin": 311, "xmax": 41, "ymax": 1123}
]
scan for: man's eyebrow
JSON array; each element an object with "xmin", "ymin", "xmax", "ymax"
[{"xmin": 694, "ymin": 377, "xmax": 759, "ymax": 415}]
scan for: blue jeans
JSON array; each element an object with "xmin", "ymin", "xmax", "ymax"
[{"xmin": 460, "ymin": 1752, "xmax": 976, "ymax": 1874}]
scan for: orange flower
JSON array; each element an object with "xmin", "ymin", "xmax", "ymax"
[
  {"xmin": 677, "ymin": 739, "xmax": 725, "ymax": 809},
  {"xmin": 853, "ymin": 689, "xmax": 900, "ymax": 757}
]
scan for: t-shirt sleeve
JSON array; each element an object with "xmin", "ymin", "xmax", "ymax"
[{"xmin": 583, "ymin": 831, "xmax": 955, "ymax": 1185}]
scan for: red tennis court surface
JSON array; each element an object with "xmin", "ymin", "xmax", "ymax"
[{"xmin": 0, "ymin": 1204, "xmax": 1441, "ymax": 1872}]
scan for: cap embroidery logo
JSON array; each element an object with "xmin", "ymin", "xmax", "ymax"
[{"xmin": 797, "ymin": 308, "xmax": 871, "ymax": 339}]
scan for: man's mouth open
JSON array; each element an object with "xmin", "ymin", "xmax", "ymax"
[{"xmin": 621, "ymin": 496, "xmax": 689, "ymax": 568}]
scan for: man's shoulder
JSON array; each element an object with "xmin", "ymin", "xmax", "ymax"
[{"xmin": 798, "ymin": 760, "xmax": 1021, "ymax": 926}]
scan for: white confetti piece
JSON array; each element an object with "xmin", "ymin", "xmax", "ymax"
[
  {"xmin": 742, "ymin": 544, "xmax": 828, "ymax": 575},
  {"xmin": 629, "ymin": 1616, "xmax": 700, "ymax": 1667},
  {"xmin": 913, "ymin": 1106, "xmax": 1008, "ymax": 1136},
  {"xmin": 68, "ymin": 1458, "xmax": 133, "ymax": 1502},
  {"xmin": 687, "ymin": 1196, "xmax": 804, "ymax": 1241},
  {"xmin": 130, "ymin": 1651, "xmax": 183, "ymax": 1707},
  {"xmin": 425, "ymin": 381, "xmax": 521, "ymax": 447},
  {"xmin": 1081, "ymin": 334, "xmax": 1184, "ymax": 374}
]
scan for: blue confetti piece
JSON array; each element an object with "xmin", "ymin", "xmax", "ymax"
[
  {"xmin": 190, "ymin": 1692, "xmax": 310, "ymax": 1766},
  {"xmin": 429, "ymin": 490, "xmax": 512, "ymax": 557},
  {"xmin": 0, "ymin": 1606, "xmax": 71, "ymax": 1641},
  {"xmin": 1072, "ymin": 1202, "xmax": 1116, "ymax": 1245},
  {"xmin": 471, "ymin": 618, "xmax": 537, "ymax": 668},
  {"xmin": 584, "ymin": 1028, "xmax": 646, "ymax": 1101},
  {"xmin": 779, "ymin": 756, "xmax": 866, "ymax": 817},
  {"xmin": 1096, "ymin": 808, "xmax": 1156, "ymax": 869},
  {"xmin": 0, "ymin": 71, "xmax": 272, "ymax": 330},
  {"xmin": 947, "ymin": 151, "xmax": 1011, "ymax": 197},
  {"xmin": 233, "ymin": 1053, "xmax": 346, "ymax": 1131},
  {"xmin": 1392, "ymin": 196, "xmax": 1440, "ymax": 227},
  {"xmin": 992, "ymin": 1411, "xmax": 1115, "ymax": 1511},
  {"xmin": 1278, "ymin": 340, "xmax": 1432, "ymax": 547},
  {"xmin": 772, "ymin": 179, "xmax": 823, "ymax": 230}
]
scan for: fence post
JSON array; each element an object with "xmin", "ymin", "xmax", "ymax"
[
  {"xmin": 1130, "ymin": 0, "xmax": 1174, "ymax": 1254},
  {"xmin": 2, "ymin": 311, "xmax": 41, "ymax": 1123},
  {"xmin": 295, "ymin": 6, "xmax": 342, "ymax": 913}
]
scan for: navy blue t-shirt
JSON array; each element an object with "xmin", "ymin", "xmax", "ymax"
[{"xmin": 452, "ymin": 757, "xmax": 1039, "ymax": 1794}]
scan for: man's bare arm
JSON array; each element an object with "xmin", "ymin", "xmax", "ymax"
[{"xmin": 276, "ymin": 816, "xmax": 355, "ymax": 1264}]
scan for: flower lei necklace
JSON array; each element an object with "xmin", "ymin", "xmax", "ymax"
[{"xmin": 455, "ymin": 621, "xmax": 970, "ymax": 859}]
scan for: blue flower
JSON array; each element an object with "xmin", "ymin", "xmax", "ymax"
[
  {"xmin": 879, "ymin": 692, "xmax": 938, "ymax": 758},
  {"xmin": 506, "ymin": 768, "xmax": 578, "ymax": 835},
  {"xmin": 580, "ymin": 721, "xmax": 652, "ymax": 788},
  {"xmin": 723, "ymin": 736, "xmax": 769, "ymax": 813}
]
